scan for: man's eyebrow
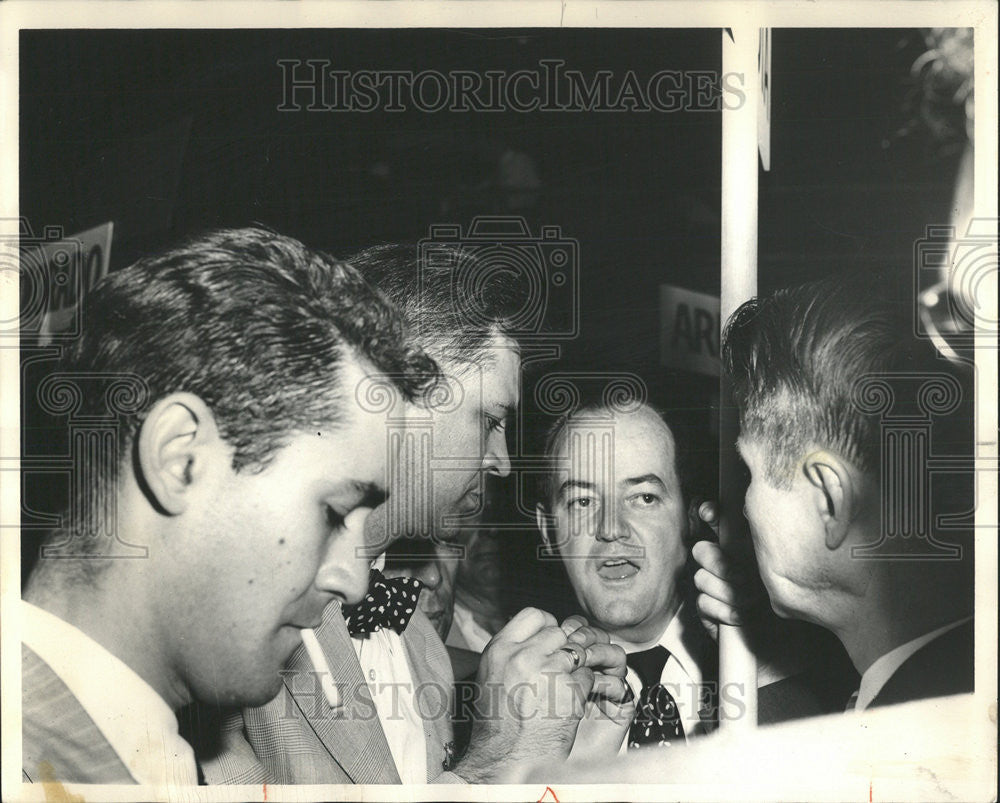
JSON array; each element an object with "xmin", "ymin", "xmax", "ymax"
[
  {"xmin": 557, "ymin": 479, "xmax": 596, "ymax": 497},
  {"xmin": 623, "ymin": 474, "xmax": 666, "ymax": 489}
]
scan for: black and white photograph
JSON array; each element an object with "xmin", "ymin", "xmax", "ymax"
[{"xmin": 1, "ymin": 2, "xmax": 995, "ymax": 801}]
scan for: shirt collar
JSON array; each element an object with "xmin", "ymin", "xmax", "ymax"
[
  {"xmin": 22, "ymin": 600, "xmax": 197, "ymax": 787},
  {"xmin": 855, "ymin": 617, "xmax": 972, "ymax": 711},
  {"xmin": 657, "ymin": 602, "xmax": 705, "ymax": 686},
  {"xmin": 613, "ymin": 602, "xmax": 706, "ymax": 685}
]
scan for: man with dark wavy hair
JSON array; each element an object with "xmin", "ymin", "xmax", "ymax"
[
  {"xmin": 695, "ymin": 274, "xmax": 974, "ymax": 712},
  {"xmin": 21, "ymin": 227, "xmax": 437, "ymax": 785}
]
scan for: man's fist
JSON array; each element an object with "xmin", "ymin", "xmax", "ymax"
[
  {"xmin": 560, "ymin": 615, "xmax": 636, "ymax": 761},
  {"xmin": 455, "ymin": 608, "xmax": 613, "ymax": 782}
]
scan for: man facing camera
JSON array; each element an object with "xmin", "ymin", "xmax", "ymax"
[
  {"xmin": 536, "ymin": 397, "xmax": 718, "ymax": 749},
  {"xmin": 21, "ymin": 228, "xmax": 436, "ymax": 785},
  {"xmin": 696, "ymin": 275, "xmax": 974, "ymax": 712}
]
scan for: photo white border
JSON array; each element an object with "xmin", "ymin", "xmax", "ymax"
[{"xmin": 1, "ymin": 2, "xmax": 995, "ymax": 801}]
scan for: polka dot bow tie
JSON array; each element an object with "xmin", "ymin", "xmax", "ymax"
[{"xmin": 343, "ymin": 568, "xmax": 423, "ymax": 637}]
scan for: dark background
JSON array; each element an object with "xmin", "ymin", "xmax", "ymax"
[{"xmin": 19, "ymin": 28, "xmax": 965, "ymax": 619}]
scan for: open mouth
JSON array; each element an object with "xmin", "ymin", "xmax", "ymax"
[{"xmin": 595, "ymin": 558, "xmax": 640, "ymax": 580}]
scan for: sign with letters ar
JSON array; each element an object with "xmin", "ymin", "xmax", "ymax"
[{"xmin": 659, "ymin": 284, "xmax": 721, "ymax": 377}]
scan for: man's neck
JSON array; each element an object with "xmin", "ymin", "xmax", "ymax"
[
  {"xmin": 24, "ymin": 565, "xmax": 190, "ymax": 711},
  {"xmin": 607, "ymin": 599, "xmax": 684, "ymax": 653},
  {"xmin": 832, "ymin": 562, "xmax": 971, "ymax": 675},
  {"xmin": 453, "ymin": 585, "xmax": 504, "ymax": 632}
]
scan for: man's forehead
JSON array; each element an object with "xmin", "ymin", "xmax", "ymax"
[
  {"xmin": 444, "ymin": 341, "xmax": 520, "ymax": 410},
  {"xmin": 735, "ymin": 433, "xmax": 762, "ymax": 462},
  {"xmin": 558, "ymin": 408, "xmax": 674, "ymax": 453},
  {"xmin": 551, "ymin": 408, "xmax": 678, "ymax": 481}
]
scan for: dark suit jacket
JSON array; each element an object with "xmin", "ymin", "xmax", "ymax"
[
  {"xmin": 22, "ymin": 644, "xmax": 137, "ymax": 784},
  {"xmin": 871, "ymin": 619, "xmax": 974, "ymax": 708},
  {"xmin": 198, "ymin": 605, "xmax": 461, "ymax": 784}
]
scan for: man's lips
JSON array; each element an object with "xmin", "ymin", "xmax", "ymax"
[
  {"xmin": 287, "ymin": 619, "xmax": 323, "ymax": 630},
  {"xmin": 461, "ymin": 488, "xmax": 482, "ymax": 507},
  {"xmin": 594, "ymin": 557, "xmax": 641, "ymax": 580}
]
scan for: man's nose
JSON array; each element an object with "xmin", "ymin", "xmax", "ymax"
[
  {"xmin": 596, "ymin": 502, "xmax": 628, "ymax": 542},
  {"xmin": 314, "ymin": 507, "xmax": 375, "ymax": 606},
  {"xmin": 483, "ymin": 431, "xmax": 512, "ymax": 478},
  {"xmin": 417, "ymin": 559, "xmax": 442, "ymax": 590}
]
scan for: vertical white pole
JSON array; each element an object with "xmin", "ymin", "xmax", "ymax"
[{"xmin": 719, "ymin": 27, "xmax": 761, "ymax": 733}]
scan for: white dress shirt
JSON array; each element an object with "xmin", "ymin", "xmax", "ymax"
[
  {"xmin": 853, "ymin": 617, "xmax": 972, "ymax": 712},
  {"xmin": 22, "ymin": 600, "xmax": 197, "ymax": 787},
  {"xmin": 445, "ymin": 599, "xmax": 494, "ymax": 653},
  {"xmin": 350, "ymin": 627, "xmax": 428, "ymax": 784},
  {"xmin": 615, "ymin": 603, "xmax": 710, "ymax": 752}
]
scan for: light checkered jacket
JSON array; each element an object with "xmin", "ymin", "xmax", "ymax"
[
  {"xmin": 22, "ymin": 645, "xmax": 137, "ymax": 784},
  {"xmin": 199, "ymin": 603, "xmax": 464, "ymax": 784}
]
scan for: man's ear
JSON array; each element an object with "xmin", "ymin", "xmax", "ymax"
[
  {"xmin": 137, "ymin": 393, "xmax": 224, "ymax": 515},
  {"xmin": 535, "ymin": 503, "xmax": 555, "ymax": 555},
  {"xmin": 802, "ymin": 451, "xmax": 855, "ymax": 551}
]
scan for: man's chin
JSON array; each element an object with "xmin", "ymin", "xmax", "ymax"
[
  {"xmin": 584, "ymin": 600, "xmax": 649, "ymax": 634},
  {"xmin": 233, "ymin": 676, "xmax": 285, "ymax": 708},
  {"xmin": 761, "ymin": 574, "xmax": 805, "ymax": 622},
  {"xmin": 191, "ymin": 675, "xmax": 283, "ymax": 709}
]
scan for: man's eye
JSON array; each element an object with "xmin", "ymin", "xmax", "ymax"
[
  {"xmin": 631, "ymin": 493, "xmax": 660, "ymax": 507},
  {"xmin": 485, "ymin": 414, "xmax": 506, "ymax": 434},
  {"xmin": 324, "ymin": 504, "xmax": 346, "ymax": 530},
  {"xmin": 567, "ymin": 497, "xmax": 596, "ymax": 511}
]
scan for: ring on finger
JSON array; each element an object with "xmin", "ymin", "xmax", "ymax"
[{"xmin": 557, "ymin": 645, "xmax": 583, "ymax": 669}]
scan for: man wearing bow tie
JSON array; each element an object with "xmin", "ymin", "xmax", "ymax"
[{"xmin": 200, "ymin": 243, "xmax": 630, "ymax": 784}]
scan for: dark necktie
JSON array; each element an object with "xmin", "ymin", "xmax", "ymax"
[
  {"xmin": 343, "ymin": 568, "xmax": 423, "ymax": 636},
  {"xmin": 627, "ymin": 645, "xmax": 685, "ymax": 749}
]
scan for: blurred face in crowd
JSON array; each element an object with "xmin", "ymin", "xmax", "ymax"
[
  {"xmin": 383, "ymin": 540, "xmax": 461, "ymax": 641},
  {"xmin": 537, "ymin": 405, "xmax": 689, "ymax": 645},
  {"xmin": 163, "ymin": 359, "xmax": 389, "ymax": 706},
  {"xmin": 455, "ymin": 526, "xmax": 504, "ymax": 606}
]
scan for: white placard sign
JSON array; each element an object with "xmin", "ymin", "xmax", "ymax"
[{"xmin": 659, "ymin": 284, "xmax": 721, "ymax": 377}]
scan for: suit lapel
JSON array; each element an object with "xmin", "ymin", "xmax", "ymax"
[{"xmin": 285, "ymin": 603, "xmax": 401, "ymax": 784}]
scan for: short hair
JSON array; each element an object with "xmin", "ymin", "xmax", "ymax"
[
  {"xmin": 51, "ymin": 227, "xmax": 437, "ymax": 544},
  {"xmin": 536, "ymin": 392, "xmax": 702, "ymax": 511},
  {"xmin": 344, "ymin": 243, "xmax": 527, "ymax": 368},
  {"xmin": 722, "ymin": 273, "xmax": 949, "ymax": 486}
]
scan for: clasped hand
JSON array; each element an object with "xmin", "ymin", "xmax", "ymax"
[{"xmin": 455, "ymin": 608, "xmax": 631, "ymax": 781}]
